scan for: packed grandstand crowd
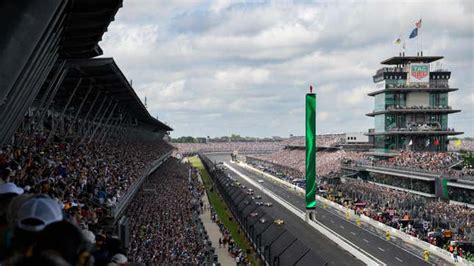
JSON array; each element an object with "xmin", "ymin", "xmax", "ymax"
[
  {"xmin": 0, "ymin": 126, "xmax": 176, "ymax": 265},
  {"xmin": 368, "ymin": 174, "xmax": 435, "ymax": 194},
  {"xmin": 173, "ymin": 134, "xmax": 347, "ymax": 155},
  {"xmin": 174, "ymin": 141, "xmax": 282, "ymax": 155},
  {"xmin": 281, "ymin": 134, "xmax": 346, "ymax": 147},
  {"xmin": 241, "ymin": 135, "xmax": 473, "ymax": 261},
  {"xmin": 345, "ymin": 150, "xmax": 474, "ymax": 178},
  {"xmin": 126, "ymin": 158, "xmax": 207, "ymax": 264},
  {"xmin": 248, "ymin": 149, "xmax": 363, "ymax": 179},
  {"xmin": 449, "ymin": 139, "xmax": 474, "ymax": 152},
  {"xmin": 325, "ymin": 179, "xmax": 473, "ymax": 247},
  {"xmin": 244, "ymin": 137, "xmax": 474, "ymax": 181},
  {"xmin": 247, "ymin": 158, "xmax": 474, "ymax": 260},
  {"xmin": 1, "ymin": 127, "xmax": 473, "ymax": 264}
]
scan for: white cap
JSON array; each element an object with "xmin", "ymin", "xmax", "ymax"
[
  {"xmin": 111, "ymin": 254, "xmax": 127, "ymax": 264},
  {"xmin": 82, "ymin": 229, "xmax": 96, "ymax": 244},
  {"xmin": 0, "ymin": 183, "xmax": 24, "ymax": 195},
  {"xmin": 17, "ymin": 195, "xmax": 63, "ymax": 232}
]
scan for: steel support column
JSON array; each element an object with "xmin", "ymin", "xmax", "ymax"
[
  {"xmin": 59, "ymin": 77, "xmax": 82, "ymax": 134},
  {"xmin": 37, "ymin": 67, "xmax": 69, "ymax": 131},
  {"xmin": 68, "ymin": 82, "xmax": 92, "ymax": 134},
  {"xmin": 80, "ymin": 96, "xmax": 108, "ymax": 143},
  {"xmin": 99, "ymin": 107, "xmax": 124, "ymax": 143},
  {"xmin": 89, "ymin": 101, "xmax": 117, "ymax": 143}
]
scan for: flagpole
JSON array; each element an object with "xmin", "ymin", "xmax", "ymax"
[
  {"xmin": 403, "ymin": 39, "xmax": 406, "ymax": 56},
  {"xmin": 420, "ymin": 17, "xmax": 423, "ymax": 56},
  {"xmin": 418, "ymin": 21, "xmax": 421, "ymax": 55}
]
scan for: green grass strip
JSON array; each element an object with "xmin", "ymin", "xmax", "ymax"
[{"xmin": 188, "ymin": 156, "xmax": 256, "ymax": 265}]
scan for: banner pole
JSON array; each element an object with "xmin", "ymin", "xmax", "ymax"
[{"xmin": 305, "ymin": 85, "xmax": 317, "ymax": 222}]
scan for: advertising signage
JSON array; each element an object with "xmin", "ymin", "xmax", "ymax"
[{"xmin": 408, "ymin": 63, "xmax": 429, "ymax": 84}]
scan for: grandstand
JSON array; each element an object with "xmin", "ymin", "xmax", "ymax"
[
  {"xmin": 235, "ymin": 67, "xmax": 473, "ymax": 260},
  {"xmin": 1, "ymin": 1, "xmax": 473, "ymax": 265},
  {"xmin": 174, "ymin": 141, "xmax": 283, "ymax": 155},
  {"xmin": 0, "ymin": 1, "xmax": 217, "ymax": 265},
  {"xmin": 0, "ymin": 0, "xmax": 124, "ymax": 145}
]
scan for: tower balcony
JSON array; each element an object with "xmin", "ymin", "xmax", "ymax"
[
  {"xmin": 366, "ymin": 128, "xmax": 463, "ymax": 136},
  {"xmin": 366, "ymin": 106, "xmax": 461, "ymax": 117},
  {"xmin": 368, "ymin": 86, "xmax": 458, "ymax": 96}
]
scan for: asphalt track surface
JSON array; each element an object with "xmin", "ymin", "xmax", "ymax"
[{"xmin": 206, "ymin": 154, "xmax": 449, "ymax": 266}]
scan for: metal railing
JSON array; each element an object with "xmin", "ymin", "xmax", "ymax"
[
  {"xmin": 112, "ymin": 150, "xmax": 173, "ymax": 219},
  {"xmin": 342, "ymin": 161, "xmax": 474, "ymax": 181}
]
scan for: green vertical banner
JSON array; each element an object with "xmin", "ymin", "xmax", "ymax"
[
  {"xmin": 305, "ymin": 92, "xmax": 317, "ymax": 209},
  {"xmin": 442, "ymin": 178, "xmax": 449, "ymax": 200}
]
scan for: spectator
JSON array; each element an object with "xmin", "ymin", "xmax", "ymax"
[
  {"xmin": 108, "ymin": 253, "xmax": 128, "ymax": 266},
  {"xmin": 126, "ymin": 158, "xmax": 207, "ymax": 264}
]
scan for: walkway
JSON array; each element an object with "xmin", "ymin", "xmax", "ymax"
[{"xmin": 198, "ymin": 174, "xmax": 236, "ymax": 266}]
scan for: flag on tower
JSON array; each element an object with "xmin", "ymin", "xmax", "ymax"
[
  {"xmin": 416, "ymin": 18, "xmax": 422, "ymax": 29},
  {"xmin": 454, "ymin": 139, "xmax": 462, "ymax": 147},
  {"xmin": 409, "ymin": 19, "xmax": 422, "ymax": 39},
  {"xmin": 393, "ymin": 36, "xmax": 402, "ymax": 45},
  {"xmin": 409, "ymin": 28, "xmax": 418, "ymax": 39}
]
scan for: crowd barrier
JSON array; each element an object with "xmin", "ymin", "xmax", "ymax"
[
  {"xmin": 345, "ymin": 162, "xmax": 474, "ymax": 181},
  {"xmin": 239, "ymin": 162, "xmax": 471, "ymax": 265},
  {"xmin": 199, "ymin": 154, "xmax": 325, "ymax": 266}
]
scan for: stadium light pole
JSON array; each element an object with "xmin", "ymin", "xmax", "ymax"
[{"xmin": 305, "ymin": 85, "xmax": 317, "ymax": 222}]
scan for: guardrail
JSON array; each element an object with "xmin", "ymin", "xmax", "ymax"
[
  {"xmin": 112, "ymin": 150, "xmax": 173, "ymax": 220},
  {"xmin": 226, "ymin": 162, "xmax": 382, "ymax": 266},
  {"xmin": 342, "ymin": 162, "xmax": 474, "ymax": 181},
  {"xmin": 200, "ymin": 154, "xmax": 329, "ymax": 266},
  {"xmin": 240, "ymin": 162, "xmax": 472, "ymax": 265}
]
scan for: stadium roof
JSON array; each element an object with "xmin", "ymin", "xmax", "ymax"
[
  {"xmin": 0, "ymin": 0, "xmax": 126, "ymax": 144},
  {"xmin": 381, "ymin": 56, "xmax": 443, "ymax": 65},
  {"xmin": 59, "ymin": 0, "xmax": 123, "ymax": 59},
  {"xmin": 53, "ymin": 58, "xmax": 172, "ymax": 131}
]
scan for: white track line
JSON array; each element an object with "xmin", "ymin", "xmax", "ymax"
[
  {"xmin": 238, "ymin": 162, "xmax": 438, "ymax": 265},
  {"xmin": 224, "ymin": 162, "xmax": 385, "ymax": 266}
]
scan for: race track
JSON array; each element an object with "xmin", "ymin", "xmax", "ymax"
[{"xmin": 206, "ymin": 154, "xmax": 450, "ymax": 266}]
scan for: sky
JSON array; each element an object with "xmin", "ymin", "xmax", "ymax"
[{"xmin": 100, "ymin": 0, "xmax": 474, "ymax": 138}]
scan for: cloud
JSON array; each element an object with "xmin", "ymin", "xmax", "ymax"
[
  {"xmin": 209, "ymin": 0, "xmax": 233, "ymax": 13},
  {"xmin": 100, "ymin": 0, "xmax": 474, "ymax": 137},
  {"xmin": 215, "ymin": 67, "xmax": 270, "ymax": 88}
]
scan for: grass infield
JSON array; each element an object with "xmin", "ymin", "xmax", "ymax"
[{"xmin": 188, "ymin": 156, "xmax": 257, "ymax": 265}]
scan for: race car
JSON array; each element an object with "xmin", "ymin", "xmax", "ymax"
[{"xmin": 274, "ymin": 219, "xmax": 284, "ymax": 225}]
